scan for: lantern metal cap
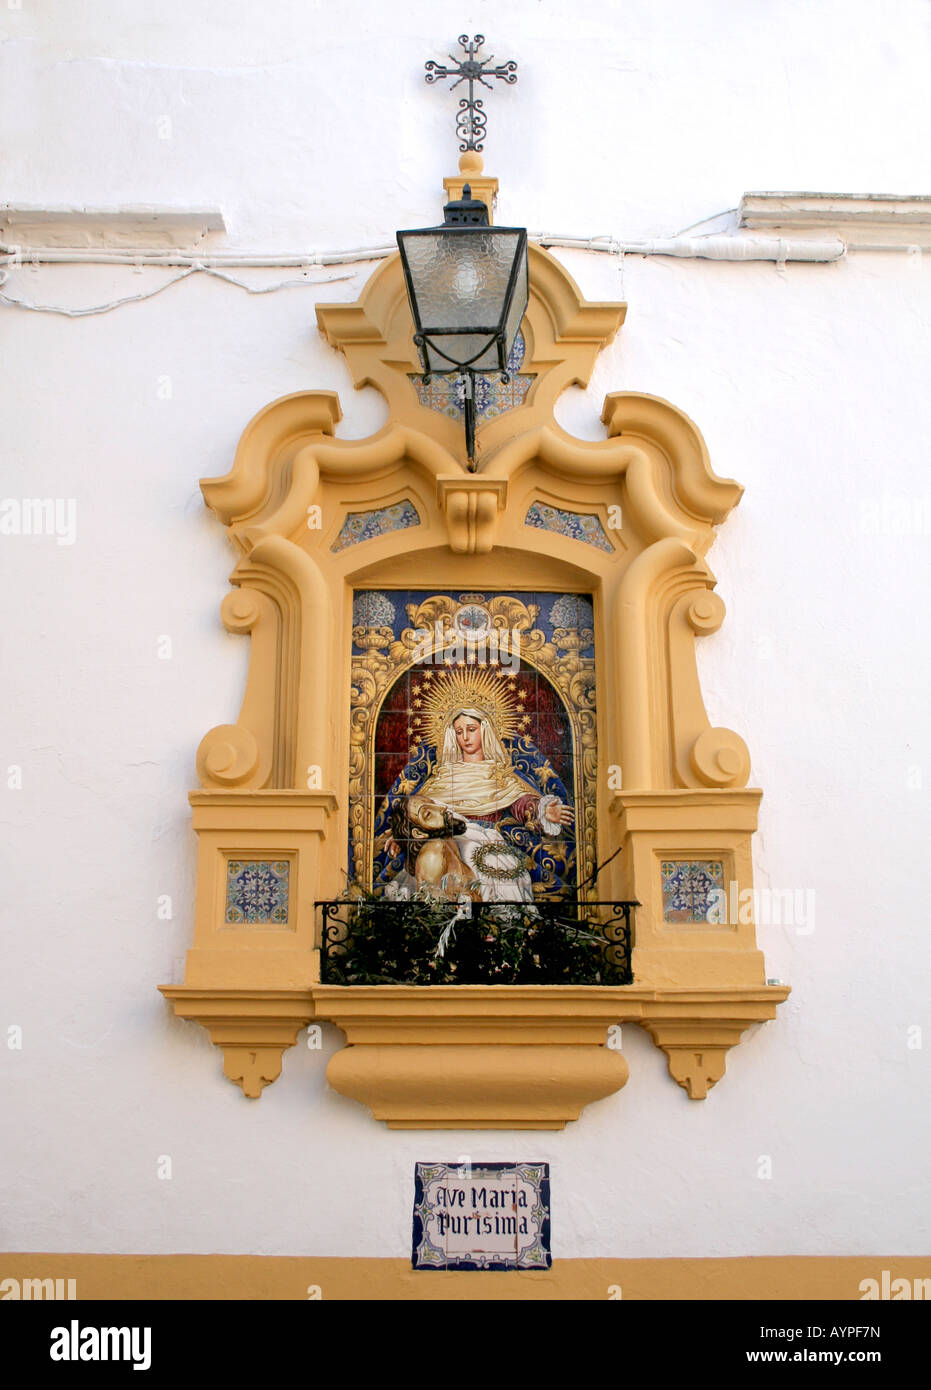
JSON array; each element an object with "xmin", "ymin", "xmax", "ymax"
[{"xmin": 442, "ymin": 184, "xmax": 490, "ymax": 227}]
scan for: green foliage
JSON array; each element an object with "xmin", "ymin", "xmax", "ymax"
[{"xmin": 321, "ymin": 888, "xmax": 628, "ymax": 985}]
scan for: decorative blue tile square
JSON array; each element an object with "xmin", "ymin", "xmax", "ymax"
[
  {"xmin": 661, "ymin": 860, "xmax": 724, "ymax": 923},
  {"xmin": 225, "ymin": 859, "xmax": 290, "ymax": 924}
]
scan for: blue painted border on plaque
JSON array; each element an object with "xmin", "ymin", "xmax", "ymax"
[{"xmin": 411, "ymin": 1160, "xmax": 552, "ymax": 1271}]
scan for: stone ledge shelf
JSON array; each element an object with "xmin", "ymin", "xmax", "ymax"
[
  {"xmin": 311, "ymin": 982, "xmax": 791, "ymax": 1128},
  {"xmin": 160, "ymin": 981, "xmax": 790, "ymax": 1123}
]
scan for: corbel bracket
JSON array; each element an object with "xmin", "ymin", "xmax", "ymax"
[
  {"xmin": 436, "ymin": 475, "xmax": 508, "ymax": 553},
  {"xmin": 159, "ymin": 986, "xmax": 314, "ymax": 1098}
]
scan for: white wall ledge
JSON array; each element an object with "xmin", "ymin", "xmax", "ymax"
[
  {"xmin": 0, "ymin": 206, "xmax": 226, "ymax": 249},
  {"xmin": 739, "ymin": 193, "xmax": 931, "ymax": 245}
]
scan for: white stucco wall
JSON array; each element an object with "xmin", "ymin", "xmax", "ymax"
[{"xmin": 2, "ymin": 1, "xmax": 929, "ymax": 1262}]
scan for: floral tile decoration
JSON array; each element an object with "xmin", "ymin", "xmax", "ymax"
[
  {"xmin": 525, "ymin": 501, "xmax": 614, "ymax": 553},
  {"xmin": 661, "ymin": 859, "xmax": 725, "ymax": 923},
  {"xmin": 412, "ymin": 1161, "xmax": 551, "ymax": 1271},
  {"xmin": 330, "ymin": 500, "xmax": 420, "ymax": 553},
  {"xmin": 225, "ymin": 859, "xmax": 290, "ymax": 924},
  {"xmin": 352, "ymin": 589, "xmax": 397, "ymax": 630},
  {"xmin": 411, "ymin": 331, "xmax": 534, "ymax": 422}
]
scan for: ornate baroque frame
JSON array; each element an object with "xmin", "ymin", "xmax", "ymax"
[{"xmin": 161, "ymin": 160, "xmax": 789, "ymax": 1128}]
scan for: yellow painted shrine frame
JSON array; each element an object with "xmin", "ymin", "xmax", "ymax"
[{"xmin": 161, "ymin": 159, "xmax": 789, "ymax": 1127}]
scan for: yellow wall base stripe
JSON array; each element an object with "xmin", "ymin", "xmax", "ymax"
[{"xmin": 2, "ymin": 1254, "xmax": 929, "ymax": 1301}]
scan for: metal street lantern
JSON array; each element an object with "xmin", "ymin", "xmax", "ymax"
[
  {"xmin": 397, "ymin": 34, "xmax": 527, "ymax": 468},
  {"xmin": 397, "ymin": 186, "xmax": 528, "ymax": 467}
]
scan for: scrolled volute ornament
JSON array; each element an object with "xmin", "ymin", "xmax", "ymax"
[
  {"xmin": 686, "ymin": 591, "xmax": 726, "ymax": 635},
  {"xmin": 690, "ymin": 726, "xmax": 751, "ymax": 788},
  {"xmin": 196, "ymin": 723, "xmax": 261, "ymax": 789},
  {"xmin": 221, "ymin": 587, "xmax": 263, "ymax": 635}
]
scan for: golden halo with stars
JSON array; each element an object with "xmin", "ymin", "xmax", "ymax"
[{"xmin": 411, "ymin": 665, "xmax": 529, "ymax": 748}]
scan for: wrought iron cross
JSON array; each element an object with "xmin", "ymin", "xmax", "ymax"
[{"xmin": 425, "ymin": 34, "xmax": 518, "ymax": 153}]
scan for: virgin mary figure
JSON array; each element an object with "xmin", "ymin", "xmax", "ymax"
[{"xmin": 373, "ymin": 667, "xmax": 576, "ymax": 902}]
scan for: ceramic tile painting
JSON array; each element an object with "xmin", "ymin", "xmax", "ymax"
[{"xmin": 349, "ymin": 589, "xmax": 597, "ymax": 899}]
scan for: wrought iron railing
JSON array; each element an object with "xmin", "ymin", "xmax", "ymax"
[{"xmin": 317, "ymin": 897, "xmax": 635, "ymax": 986}]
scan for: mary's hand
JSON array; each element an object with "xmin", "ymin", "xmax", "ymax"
[{"xmin": 538, "ymin": 795, "xmax": 575, "ymax": 833}]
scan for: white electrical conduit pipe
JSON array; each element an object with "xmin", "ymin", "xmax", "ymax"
[
  {"xmin": 3, "ymin": 231, "xmax": 921, "ymax": 319},
  {"xmin": 537, "ymin": 233, "xmax": 846, "ymax": 262},
  {"xmin": 0, "ymin": 233, "xmax": 848, "ymax": 268},
  {"xmin": 0, "ymin": 245, "xmax": 397, "ymax": 267}
]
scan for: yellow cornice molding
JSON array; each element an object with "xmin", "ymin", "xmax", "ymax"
[
  {"xmin": 238, "ymin": 424, "xmax": 461, "ymax": 550},
  {"xmin": 526, "ymin": 242, "xmax": 626, "ymax": 344},
  {"xmin": 312, "ymin": 982, "xmax": 632, "ymax": 1033},
  {"xmin": 202, "ymin": 390, "xmax": 343, "ymax": 526},
  {"xmin": 188, "ymin": 789, "xmax": 339, "ymax": 809},
  {"xmin": 482, "ymin": 426, "xmax": 700, "ymax": 548},
  {"xmin": 310, "ymin": 981, "xmax": 788, "ymax": 1019},
  {"xmin": 189, "ymin": 789, "xmax": 339, "ymax": 831},
  {"xmin": 209, "ymin": 408, "xmax": 720, "ymax": 557},
  {"xmin": 602, "ymin": 392, "xmax": 743, "ymax": 526},
  {"xmin": 612, "ymin": 788, "xmax": 763, "ymax": 827}
]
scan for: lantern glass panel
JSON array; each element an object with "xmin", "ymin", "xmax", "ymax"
[
  {"xmin": 422, "ymin": 333, "xmax": 501, "ymax": 373},
  {"xmin": 403, "ymin": 230, "xmax": 523, "ymax": 332}
]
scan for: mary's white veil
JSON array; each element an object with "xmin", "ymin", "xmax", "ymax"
[{"xmin": 441, "ymin": 707, "xmax": 509, "ymax": 764}]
